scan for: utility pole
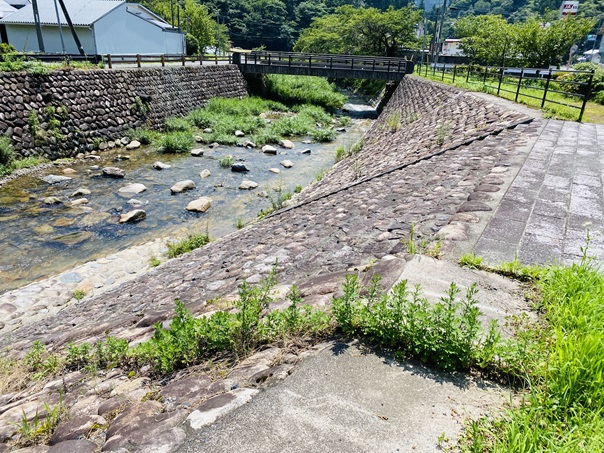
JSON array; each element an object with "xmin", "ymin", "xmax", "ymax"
[
  {"xmin": 217, "ymin": 14, "xmax": 220, "ymax": 56},
  {"xmin": 31, "ymin": 0, "xmax": 45, "ymax": 52},
  {"xmin": 52, "ymin": 0, "xmax": 66, "ymax": 54},
  {"xmin": 435, "ymin": 0, "xmax": 448, "ymax": 64}
]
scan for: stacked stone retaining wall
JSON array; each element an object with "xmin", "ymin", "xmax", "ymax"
[{"xmin": 0, "ymin": 65, "xmax": 247, "ymax": 160}]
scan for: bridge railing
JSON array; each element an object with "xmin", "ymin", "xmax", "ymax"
[
  {"xmin": 239, "ymin": 51, "xmax": 411, "ymax": 74},
  {"xmin": 103, "ymin": 54, "xmax": 233, "ymax": 69}
]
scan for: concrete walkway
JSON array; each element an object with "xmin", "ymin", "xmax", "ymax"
[{"xmin": 474, "ymin": 120, "xmax": 604, "ymax": 266}]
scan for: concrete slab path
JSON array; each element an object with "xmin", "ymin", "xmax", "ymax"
[{"xmin": 474, "ymin": 120, "xmax": 604, "ymax": 266}]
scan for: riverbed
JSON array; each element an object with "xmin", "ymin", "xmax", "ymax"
[{"xmin": 0, "ymin": 98, "xmax": 375, "ymax": 294}]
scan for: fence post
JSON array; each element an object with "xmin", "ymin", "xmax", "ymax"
[
  {"xmin": 441, "ymin": 64, "xmax": 445, "ymax": 81},
  {"xmin": 136, "ymin": 54, "xmax": 141, "ymax": 68},
  {"xmin": 330, "ymin": 57, "xmax": 333, "ymax": 69},
  {"xmin": 497, "ymin": 67, "xmax": 503, "ymax": 95},
  {"xmin": 289, "ymin": 55, "xmax": 292, "ymax": 67},
  {"xmin": 181, "ymin": 55, "xmax": 186, "ymax": 66},
  {"xmin": 452, "ymin": 65, "xmax": 457, "ymax": 83},
  {"xmin": 578, "ymin": 70, "xmax": 594, "ymax": 122},
  {"xmin": 215, "ymin": 53, "xmax": 218, "ymax": 65},
  {"xmin": 483, "ymin": 65, "xmax": 488, "ymax": 84},
  {"xmin": 199, "ymin": 53, "xmax": 202, "ymax": 65},
  {"xmin": 161, "ymin": 55, "xmax": 165, "ymax": 67},
  {"xmin": 515, "ymin": 69, "xmax": 524, "ymax": 102},
  {"xmin": 466, "ymin": 65, "xmax": 470, "ymax": 83},
  {"xmin": 309, "ymin": 55, "xmax": 312, "ymax": 68},
  {"xmin": 107, "ymin": 54, "xmax": 112, "ymax": 69},
  {"xmin": 541, "ymin": 69, "xmax": 552, "ymax": 108}
]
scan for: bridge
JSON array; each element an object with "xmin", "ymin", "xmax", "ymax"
[{"xmin": 233, "ymin": 51, "xmax": 414, "ymax": 81}]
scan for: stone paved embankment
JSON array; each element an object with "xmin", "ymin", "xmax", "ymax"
[
  {"xmin": 0, "ymin": 77, "xmax": 548, "ymax": 452},
  {"xmin": 0, "ymin": 77, "xmax": 538, "ymax": 355}
]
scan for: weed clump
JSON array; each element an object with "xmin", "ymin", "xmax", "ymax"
[
  {"xmin": 166, "ymin": 232, "xmax": 211, "ymax": 258},
  {"xmin": 157, "ymin": 132, "xmax": 194, "ymax": 154}
]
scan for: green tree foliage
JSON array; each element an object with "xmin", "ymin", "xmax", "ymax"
[
  {"xmin": 454, "ymin": 14, "xmax": 595, "ymax": 67},
  {"xmin": 294, "ymin": 5, "xmax": 422, "ymax": 56}
]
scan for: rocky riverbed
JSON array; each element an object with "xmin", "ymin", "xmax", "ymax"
[{"xmin": 0, "ymin": 115, "xmax": 372, "ymax": 295}]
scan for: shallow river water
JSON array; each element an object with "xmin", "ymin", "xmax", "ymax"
[{"xmin": 0, "ymin": 98, "xmax": 375, "ymax": 294}]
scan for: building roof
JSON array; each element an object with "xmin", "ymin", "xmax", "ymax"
[
  {"xmin": 0, "ymin": 0, "xmax": 16, "ymax": 19},
  {"xmin": 0, "ymin": 0, "xmax": 123, "ymax": 26}
]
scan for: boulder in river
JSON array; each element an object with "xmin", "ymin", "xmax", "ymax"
[
  {"xmin": 171, "ymin": 180, "xmax": 196, "ymax": 194},
  {"xmin": 42, "ymin": 175, "xmax": 72, "ymax": 184},
  {"xmin": 200, "ymin": 169, "xmax": 211, "ymax": 178},
  {"xmin": 280, "ymin": 160, "xmax": 294, "ymax": 169},
  {"xmin": 186, "ymin": 197, "xmax": 212, "ymax": 213},
  {"xmin": 262, "ymin": 145, "xmax": 277, "ymax": 155},
  {"xmin": 231, "ymin": 163, "xmax": 249, "ymax": 173},
  {"xmin": 118, "ymin": 183, "xmax": 147, "ymax": 195},
  {"xmin": 239, "ymin": 180, "xmax": 258, "ymax": 190},
  {"xmin": 119, "ymin": 209, "xmax": 147, "ymax": 223},
  {"xmin": 52, "ymin": 231, "xmax": 93, "ymax": 246},
  {"xmin": 280, "ymin": 139, "xmax": 294, "ymax": 149},
  {"xmin": 191, "ymin": 149, "xmax": 204, "ymax": 157},
  {"xmin": 102, "ymin": 167, "xmax": 126, "ymax": 178},
  {"xmin": 44, "ymin": 196, "xmax": 62, "ymax": 205},
  {"xmin": 72, "ymin": 188, "xmax": 91, "ymax": 197},
  {"xmin": 70, "ymin": 198, "xmax": 89, "ymax": 206},
  {"xmin": 126, "ymin": 140, "xmax": 141, "ymax": 150},
  {"xmin": 235, "ymin": 130, "xmax": 245, "ymax": 137},
  {"xmin": 269, "ymin": 168, "xmax": 281, "ymax": 174},
  {"xmin": 153, "ymin": 161, "xmax": 171, "ymax": 170}
]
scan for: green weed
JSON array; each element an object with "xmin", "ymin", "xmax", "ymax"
[
  {"xmin": 73, "ymin": 289, "xmax": 86, "ymax": 301},
  {"xmin": 149, "ymin": 256, "xmax": 161, "ymax": 267},
  {"xmin": 405, "ymin": 223, "xmax": 442, "ymax": 257},
  {"xmin": 310, "ymin": 128, "xmax": 336, "ymax": 142},
  {"xmin": 14, "ymin": 394, "xmax": 64, "ymax": 447},
  {"xmin": 128, "ymin": 128, "xmax": 156, "ymax": 145},
  {"xmin": 164, "ymin": 117, "xmax": 192, "ymax": 133},
  {"xmin": 218, "ymin": 155, "xmax": 234, "ymax": 168},
  {"xmin": 264, "ymin": 74, "xmax": 347, "ymax": 110},
  {"xmin": 157, "ymin": 132, "xmax": 194, "ymax": 154},
  {"xmin": 166, "ymin": 232, "xmax": 211, "ymax": 258},
  {"xmin": 459, "ymin": 253, "xmax": 484, "ymax": 270}
]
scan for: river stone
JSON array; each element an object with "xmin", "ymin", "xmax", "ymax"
[
  {"xmin": 70, "ymin": 198, "xmax": 89, "ymax": 206},
  {"xmin": 243, "ymin": 140, "xmax": 256, "ymax": 148},
  {"xmin": 126, "ymin": 140, "xmax": 141, "ymax": 150},
  {"xmin": 235, "ymin": 130, "xmax": 245, "ymax": 137},
  {"xmin": 239, "ymin": 180, "xmax": 258, "ymax": 190},
  {"xmin": 458, "ymin": 201, "xmax": 492, "ymax": 212},
  {"xmin": 54, "ymin": 217, "xmax": 76, "ymax": 227},
  {"xmin": 280, "ymin": 139, "xmax": 294, "ymax": 149},
  {"xmin": 53, "ymin": 232, "xmax": 93, "ymax": 246},
  {"xmin": 191, "ymin": 149, "xmax": 204, "ymax": 157},
  {"xmin": 127, "ymin": 199, "xmax": 145, "ymax": 206},
  {"xmin": 200, "ymin": 169, "xmax": 211, "ymax": 178},
  {"xmin": 34, "ymin": 224, "xmax": 54, "ymax": 235},
  {"xmin": 262, "ymin": 145, "xmax": 277, "ymax": 155},
  {"xmin": 280, "ymin": 160, "xmax": 293, "ymax": 168},
  {"xmin": 102, "ymin": 167, "xmax": 126, "ymax": 178},
  {"xmin": 47, "ymin": 439, "xmax": 97, "ymax": 453},
  {"xmin": 301, "ymin": 149, "xmax": 311, "ymax": 154},
  {"xmin": 50, "ymin": 415, "xmax": 106, "ymax": 445},
  {"xmin": 80, "ymin": 212, "xmax": 110, "ymax": 227},
  {"xmin": 62, "ymin": 168, "xmax": 77, "ymax": 175},
  {"xmin": 186, "ymin": 197, "xmax": 212, "ymax": 213},
  {"xmin": 44, "ymin": 197, "xmax": 62, "ymax": 205},
  {"xmin": 203, "ymin": 128, "xmax": 212, "ymax": 133},
  {"xmin": 120, "ymin": 137, "xmax": 130, "ymax": 145},
  {"xmin": 42, "ymin": 175, "xmax": 71, "ymax": 184},
  {"xmin": 436, "ymin": 224, "xmax": 468, "ymax": 241},
  {"xmin": 119, "ymin": 209, "xmax": 146, "ymax": 223},
  {"xmin": 118, "ymin": 183, "xmax": 147, "ymax": 195},
  {"xmin": 231, "ymin": 163, "xmax": 249, "ymax": 173},
  {"xmin": 171, "ymin": 180, "xmax": 196, "ymax": 194},
  {"xmin": 153, "ymin": 161, "xmax": 171, "ymax": 170},
  {"xmin": 269, "ymin": 168, "xmax": 281, "ymax": 174},
  {"xmin": 71, "ymin": 188, "xmax": 90, "ymax": 197}
]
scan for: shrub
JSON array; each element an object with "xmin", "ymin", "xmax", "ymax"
[
  {"xmin": 218, "ymin": 155, "xmax": 234, "ymax": 168},
  {"xmin": 128, "ymin": 128, "xmax": 155, "ymax": 145},
  {"xmin": 264, "ymin": 74, "xmax": 347, "ymax": 110},
  {"xmin": 0, "ymin": 136, "xmax": 14, "ymax": 167},
  {"xmin": 187, "ymin": 109, "xmax": 215, "ymax": 129},
  {"xmin": 164, "ymin": 117, "xmax": 192, "ymax": 133},
  {"xmin": 310, "ymin": 128, "xmax": 336, "ymax": 142},
  {"xmin": 157, "ymin": 132, "xmax": 194, "ymax": 153}
]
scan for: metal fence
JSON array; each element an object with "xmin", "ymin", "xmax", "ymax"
[
  {"xmin": 416, "ymin": 63, "xmax": 595, "ymax": 122},
  {"xmin": 103, "ymin": 54, "xmax": 233, "ymax": 69}
]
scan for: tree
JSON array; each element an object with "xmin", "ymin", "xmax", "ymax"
[
  {"xmin": 294, "ymin": 5, "xmax": 421, "ymax": 56},
  {"xmin": 454, "ymin": 15, "xmax": 517, "ymax": 65},
  {"xmin": 184, "ymin": 0, "xmax": 218, "ymax": 53},
  {"xmin": 515, "ymin": 17, "xmax": 595, "ymax": 67}
]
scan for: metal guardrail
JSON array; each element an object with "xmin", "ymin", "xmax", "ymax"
[
  {"xmin": 416, "ymin": 63, "xmax": 594, "ymax": 122},
  {"xmin": 103, "ymin": 54, "xmax": 233, "ymax": 69}
]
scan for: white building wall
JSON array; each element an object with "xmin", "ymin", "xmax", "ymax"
[
  {"xmin": 93, "ymin": 4, "xmax": 183, "ymax": 55},
  {"xmin": 5, "ymin": 24, "xmax": 95, "ymax": 53}
]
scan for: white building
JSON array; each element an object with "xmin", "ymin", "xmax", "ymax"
[
  {"xmin": 441, "ymin": 39, "xmax": 463, "ymax": 57},
  {"xmin": 0, "ymin": 0, "xmax": 185, "ymax": 55}
]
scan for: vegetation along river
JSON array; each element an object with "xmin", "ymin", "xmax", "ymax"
[{"xmin": 0, "ymin": 93, "xmax": 375, "ymax": 294}]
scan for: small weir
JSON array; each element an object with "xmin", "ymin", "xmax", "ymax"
[{"xmin": 0, "ymin": 95, "xmax": 376, "ymax": 294}]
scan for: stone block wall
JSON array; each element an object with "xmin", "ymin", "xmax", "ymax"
[{"xmin": 0, "ymin": 65, "xmax": 247, "ymax": 159}]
